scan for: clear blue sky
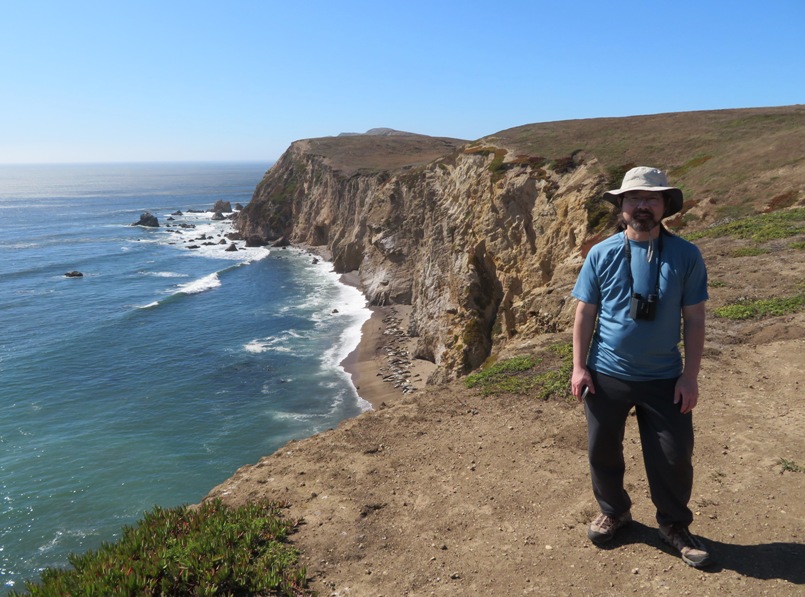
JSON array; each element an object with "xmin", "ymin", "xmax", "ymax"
[{"xmin": 2, "ymin": 0, "xmax": 803, "ymax": 164}]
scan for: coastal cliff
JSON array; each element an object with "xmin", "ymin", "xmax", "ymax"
[
  {"xmin": 238, "ymin": 106, "xmax": 805, "ymax": 381},
  {"xmin": 238, "ymin": 135, "xmax": 609, "ymax": 381},
  {"xmin": 212, "ymin": 107, "xmax": 805, "ymax": 596}
]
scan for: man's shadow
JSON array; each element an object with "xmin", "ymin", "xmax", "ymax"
[{"xmin": 599, "ymin": 521, "xmax": 804, "ymax": 584}]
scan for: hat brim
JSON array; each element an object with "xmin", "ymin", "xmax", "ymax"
[{"xmin": 603, "ymin": 186, "xmax": 683, "ymax": 217}]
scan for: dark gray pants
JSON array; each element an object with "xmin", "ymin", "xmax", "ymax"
[{"xmin": 584, "ymin": 370, "xmax": 694, "ymax": 527}]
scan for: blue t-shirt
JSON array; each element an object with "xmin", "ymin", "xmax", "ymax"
[{"xmin": 572, "ymin": 231, "xmax": 708, "ymax": 381}]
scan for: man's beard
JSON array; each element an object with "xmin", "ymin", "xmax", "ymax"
[{"xmin": 627, "ymin": 210, "xmax": 660, "ymax": 233}]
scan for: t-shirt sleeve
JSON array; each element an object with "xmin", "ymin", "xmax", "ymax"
[
  {"xmin": 572, "ymin": 252, "xmax": 600, "ymax": 304},
  {"xmin": 682, "ymin": 245, "xmax": 709, "ymax": 306}
]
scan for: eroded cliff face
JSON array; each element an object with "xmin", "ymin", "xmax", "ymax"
[{"xmin": 238, "ymin": 136, "xmax": 609, "ymax": 381}]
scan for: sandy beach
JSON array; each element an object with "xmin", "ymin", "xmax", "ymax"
[
  {"xmin": 340, "ymin": 303, "xmax": 435, "ymax": 409},
  {"xmin": 334, "ymin": 268, "xmax": 435, "ymax": 409}
]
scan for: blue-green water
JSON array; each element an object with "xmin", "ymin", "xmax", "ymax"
[{"xmin": 0, "ymin": 163, "xmax": 370, "ymax": 591}]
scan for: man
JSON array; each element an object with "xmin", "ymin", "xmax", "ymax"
[{"xmin": 571, "ymin": 166, "xmax": 712, "ymax": 568}]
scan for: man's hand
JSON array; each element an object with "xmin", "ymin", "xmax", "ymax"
[
  {"xmin": 571, "ymin": 367, "xmax": 594, "ymax": 402},
  {"xmin": 674, "ymin": 373, "xmax": 699, "ymax": 414},
  {"xmin": 572, "ymin": 300, "xmax": 598, "ymax": 402}
]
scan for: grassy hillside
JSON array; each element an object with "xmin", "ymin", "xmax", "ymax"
[{"xmin": 486, "ymin": 105, "xmax": 805, "ymax": 225}]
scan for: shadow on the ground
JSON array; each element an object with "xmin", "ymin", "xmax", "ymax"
[{"xmin": 598, "ymin": 521, "xmax": 804, "ymax": 584}]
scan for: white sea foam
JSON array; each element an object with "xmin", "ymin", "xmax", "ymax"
[
  {"xmin": 189, "ymin": 243, "xmax": 270, "ymax": 262},
  {"xmin": 137, "ymin": 301, "xmax": 160, "ymax": 310},
  {"xmin": 5, "ymin": 242, "xmax": 40, "ymax": 249},
  {"xmin": 174, "ymin": 272, "xmax": 221, "ymax": 295},
  {"xmin": 138, "ymin": 271, "xmax": 188, "ymax": 278},
  {"xmin": 244, "ymin": 339, "xmax": 293, "ymax": 354},
  {"xmin": 278, "ymin": 248, "xmax": 373, "ymax": 410},
  {"xmin": 244, "ymin": 330, "xmax": 308, "ymax": 354},
  {"xmin": 151, "ymin": 207, "xmax": 270, "ymax": 263}
]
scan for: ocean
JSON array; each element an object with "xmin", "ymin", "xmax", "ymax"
[{"xmin": 0, "ymin": 162, "xmax": 371, "ymax": 591}]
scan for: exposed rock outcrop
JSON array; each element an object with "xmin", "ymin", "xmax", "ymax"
[
  {"xmin": 132, "ymin": 212, "xmax": 159, "ymax": 227},
  {"xmin": 237, "ymin": 107, "xmax": 805, "ymax": 383},
  {"xmin": 238, "ymin": 135, "xmax": 604, "ymax": 382}
]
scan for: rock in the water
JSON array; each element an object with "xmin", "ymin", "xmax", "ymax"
[
  {"xmin": 132, "ymin": 212, "xmax": 159, "ymax": 227},
  {"xmin": 212, "ymin": 200, "xmax": 232, "ymax": 213},
  {"xmin": 225, "ymin": 243, "xmax": 238, "ymax": 252},
  {"xmin": 211, "ymin": 210, "xmax": 226, "ymax": 221},
  {"xmin": 64, "ymin": 271, "xmax": 83, "ymax": 278}
]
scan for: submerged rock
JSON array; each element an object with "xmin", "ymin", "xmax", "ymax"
[{"xmin": 64, "ymin": 271, "xmax": 83, "ymax": 278}]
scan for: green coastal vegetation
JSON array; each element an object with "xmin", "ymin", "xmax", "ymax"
[
  {"xmin": 464, "ymin": 343, "xmax": 573, "ymax": 401},
  {"xmin": 690, "ymin": 207, "xmax": 805, "ymax": 320},
  {"xmin": 13, "ymin": 500, "xmax": 311, "ymax": 596},
  {"xmin": 685, "ymin": 206, "xmax": 805, "ymax": 243},
  {"xmin": 713, "ymin": 291, "xmax": 805, "ymax": 320}
]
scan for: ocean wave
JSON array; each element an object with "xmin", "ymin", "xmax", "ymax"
[
  {"xmin": 244, "ymin": 330, "xmax": 309, "ymax": 354},
  {"xmin": 136, "ymin": 301, "xmax": 160, "ymax": 310},
  {"xmin": 2, "ymin": 241, "xmax": 41, "ymax": 250},
  {"xmin": 174, "ymin": 272, "xmax": 221, "ymax": 295},
  {"xmin": 138, "ymin": 271, "xmax": 189, "ymax": 278}
]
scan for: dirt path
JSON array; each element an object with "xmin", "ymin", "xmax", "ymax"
[{"xmin": 207, "ymin": 316, "xmax": 804, "ymax": 596}]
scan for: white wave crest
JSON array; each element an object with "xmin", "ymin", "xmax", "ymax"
[
  {"xmin": 244, "ymin": 330, "xmax": 307, "ymax": 354},
  {"xmin": 139, "ymin": 271, "xmax": 188, "ymax": 278},
  {"xmin": 174, "ymin": 272, "xmax": 221, "ymax": 295}
]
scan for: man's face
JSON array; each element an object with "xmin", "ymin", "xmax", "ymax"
[{"xmin": 620, "ymin": 190, "xmax": 665, "ymax": 233}]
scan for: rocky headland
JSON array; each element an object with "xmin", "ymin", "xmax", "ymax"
[{"xmin": 207, "ymin": 106, "xmax": 805, "ymax": 595}]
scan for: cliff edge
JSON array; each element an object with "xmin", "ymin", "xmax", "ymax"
[
  {"xmin": 238, "ymin": 107, "xmax": 805, "ymax": 382},
  {"xmin": 209, "ymin": 108, "xmax": 805, "ymax": 595}
]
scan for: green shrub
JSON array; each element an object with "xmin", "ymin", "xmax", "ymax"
[
  {"xmin": 713, "ymin": 293, "xmax": 805, "ymax": 320},
  {"xmin": 778, "ymin": 458, "xmax": 804, "ymax": 473},
  {"xmin": 531, "ymin": 343, "xmax": 573, "ymax": 401},
  {"xmin": 688, "ymin": 207, "xmax": 805, "ymax": 242},
  {"xmin": 14, "ymin": 499, "xmax": 310, "ymax": 596},
  {"xmin": 464, "ymin": 343, "xmax": 573, "ymax": 401},
  {"xmin": 465, "ymin": 355, "xmax": 541, "ymax": 396}
]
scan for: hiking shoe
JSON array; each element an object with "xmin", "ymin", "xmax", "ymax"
[
  {"xmin": 659, "ymin": 524, "xmax": 713, "ymax": 568},
  {"xmin": 587, "ymin": 511, "xmax": 632, "ymax": 544}
]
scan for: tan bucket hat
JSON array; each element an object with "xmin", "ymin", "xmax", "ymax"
[{"xmin": 603, "ymin": 166, "xmax": 683, "ymax": 216}]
